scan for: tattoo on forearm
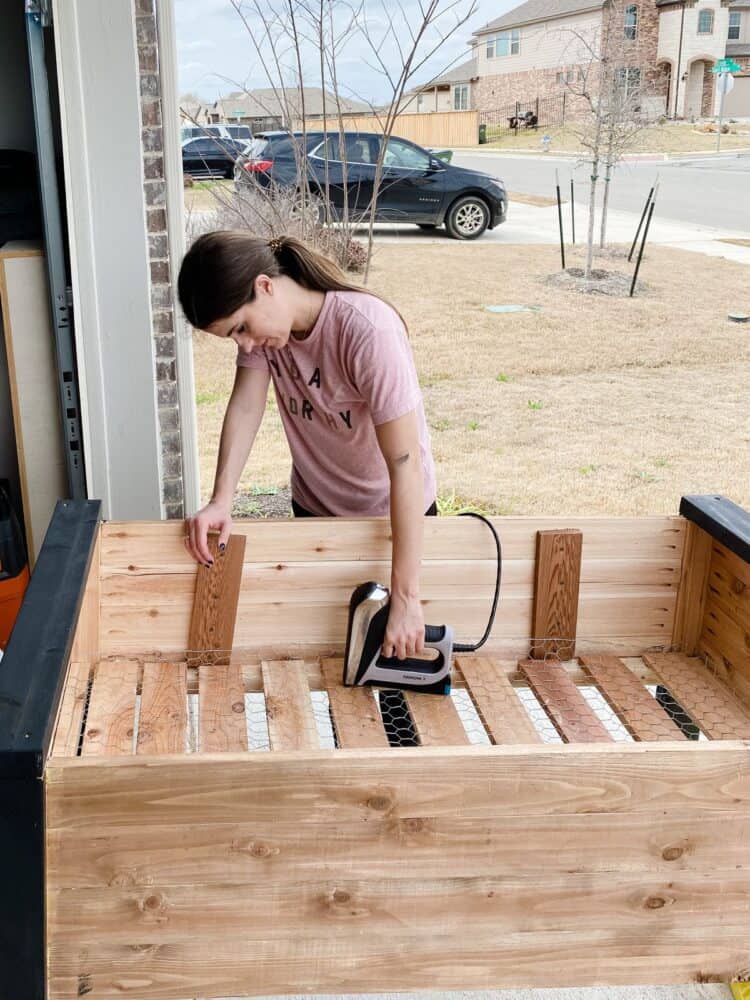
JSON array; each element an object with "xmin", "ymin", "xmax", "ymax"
[{"xmin": 395, "ymin": 453, "xmax": 410, "ymax": 467}]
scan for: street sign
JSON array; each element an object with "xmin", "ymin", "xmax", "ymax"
[
  {"xmin": 713, "ymin": 58, "xmax": 741, "ymax": 74},
  {"xmin": 717, "ymin": 72, "xmax": 735, "ymax": 96}
]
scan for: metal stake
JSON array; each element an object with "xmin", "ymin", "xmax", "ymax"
[
  {"xmin": 570, "ymin": 176, "xmax": 576, "ymax": 244},
  {"xmin": 630, "ymin": 183, "xmax": 658, "ymax": 297},
  {"xmin": 628, "ymin": 178, "xmax": 657, "ymax": 262},
  {"xmin": 555, "ymin": 169, "xmax": 566, "ymax": 270}
]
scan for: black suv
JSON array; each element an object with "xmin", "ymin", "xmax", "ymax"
[{"xmin": 234, "ymin": 131, "xmax": 506, "ymax": 240}]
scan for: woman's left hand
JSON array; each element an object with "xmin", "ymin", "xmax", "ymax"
[{"xmin": 382, "ymin": 592, "xmax": 425, "ymax": 660}]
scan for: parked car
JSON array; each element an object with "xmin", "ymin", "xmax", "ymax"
[
  {"xmin": 234, "ymin": 130, "xmax": 506, "ymax": 240},
  {"xmin": 225, "ymin": 124, "xmax": 253, "ymax": 142},
  {"xmin": 182, "ymin": 136, "xmax": 247, "ymax": 180},
  {"xmin": 180, "ymin": 124, "xmax": 232, "ymax": 143}
]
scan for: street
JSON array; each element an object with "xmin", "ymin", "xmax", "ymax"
[{"xmin": 452, "ymin": 150, "xmax": 750, "ymax": 234}]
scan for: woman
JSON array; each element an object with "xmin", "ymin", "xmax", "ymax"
[{"xmin": 178, "ymin": 231, "xmax": 436, "ymax": 661}]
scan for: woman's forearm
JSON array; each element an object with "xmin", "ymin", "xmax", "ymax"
[
  {"xmin": 388, "ymin": 452, "xmax": 425, "ymax": 601},
  {"xmin": 212, "ymin": 369, "xmax": 269, "ymax": 506}
]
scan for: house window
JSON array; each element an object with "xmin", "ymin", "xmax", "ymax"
[
  {"xmin": 698, "ymin": 9, "xmax": 714, "ymax": 34},
  {"xmin": 556, "ymin": 69, "xmax": 576, "ymax": 84},
  {"xmin": 486, "ymin": 29, "xmax": 520, "ymax": 58},
  {"xmin": 453, "ymin": 84, "xmax": 469, "ymax": 110},
  {"xmin": 615, "ymin": 66, "xmax": 642, "ymax": 99},
  {"xmin": 417, "ymin": 93, "xmax": 425, "ymax": 112},
  {"xmin": 624, "ymin": 4, "xmax": 638, "ymax": 40},
  {"xmin": 728, "ymin": 10, "xmax": 741, "ymax": 40}
]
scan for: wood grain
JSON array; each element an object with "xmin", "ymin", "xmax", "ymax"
[
  {"xmin": 81, "ymin": 660, "xmax": 138, "ymax": 756},
  {"xmin": 187, "ymin": 533, "xmax": 246, "ymax": 665},
  {"xmin": 403, "ymin": 691, "xmax": 470, "ymax": 746},
  {"xmin": 321, "ymin": 659, "xmax": 389, "ymax": 749},
  {"xmin": 531, "ymin": 529, "xmax": 582, "ymax": 660},
  {"xmin": 458, "ymin": 656, "xmax": 541, "ymax": 744},
  {"xmin": 644, "ymin": 652, "xmax": 750, "ymax": 740},
  {"xmin": 49, "ymin": 661, "xmax": 91, "ymax": 758},
  {"xmin": 199, "ymin": 662, "xmax": 248, "ymax": 752},
  {"xmin": 672, "ymin": 522, "xmax": 714, "ymax": 654},
  {"xmin": 519, "ymin": 659, "xmax": 612, "ymax": 743},
  {"xmin": 262, "ymin": 660, "xmax": 319, "ymax": 750},
  {"xmin": 579, "ymin": 655, "xmax": 686, "ymax": 742},
  {"xmin": 136, "ymin": 662, "xmax": 188, "ymax": 755}
]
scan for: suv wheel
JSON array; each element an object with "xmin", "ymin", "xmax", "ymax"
[{"xmin": 445, "ymin": 196, "xmax": 489, "ymax": 240}]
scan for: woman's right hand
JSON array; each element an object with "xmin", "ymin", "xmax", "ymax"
[{"xmin": 184, "ymin": 500, "xmax": 233, "ymax": 566}]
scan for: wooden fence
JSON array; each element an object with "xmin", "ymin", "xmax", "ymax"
[{"xmin": 296, "ymin": 110, "xmax": 480, "ymax": 148}]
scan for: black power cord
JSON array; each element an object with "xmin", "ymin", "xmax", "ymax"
[{"xmin": 453, "ymin": 511, "xmax": 502, "ymax": 653}]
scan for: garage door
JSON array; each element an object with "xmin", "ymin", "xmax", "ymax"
[{"xmin": 724, "ymin": 74, "xmax": 750, "ymax": 116}]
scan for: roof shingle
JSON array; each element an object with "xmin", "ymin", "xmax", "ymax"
[{"xmin": 473, "ymin": 0, "xmax": 602, "ymax": 37}]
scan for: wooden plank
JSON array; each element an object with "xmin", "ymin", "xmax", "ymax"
[
  {"xmin": 0, "ymin": 251, "xmax": 67, "ymax": 564},
  {"xmin": 46, "ymin": 807, "xmax": 750, "ymax": 890},
  {"xmin": 699, "ymin": 602, "xmax": 750, "ymax": 709},
  {"xmin": 321, "ymin": 659, "xmax": 388, "ymax": 749},
  {"xmin": 644, "ymin": 652, "xmax": 750, "ymax": 740},
  {"xmin": 519, "ymin": 659, "xmax": 612, "ymax": 743},
  {"xmin": 199, "ymin": 662, "xmax": 248, "ymax": 752},
  {"xmin": 49, "ymin": 661, "xmax": 91, "ymax": 758},
  {"xmin": 457, "ymin": 656, "xmax": 541, "ymax": 744},
  {"xmin": 672, "ymin": 521, "xmax": 714, "ymax": 654},
  {"xmin": 187, "ymin": 532, "xmax": 246, "ymax": 666},
  {"xmin": 580, "ymin": 655, "xmax": 686, "ymax": 742},
  {"xmin": 100, "ymin": 593, "xmax": 677, "ymax": 659},
  {"xmin": 262, "ymin": 660, "xmax": 319, "ymax": 751},
  {"xmin": 80, "ymin": 660, "xmax": 138, "ymax": 756},
  {"xmin": 47, "ymin": 870, "xmax": 750, "ymax": 946},
  {"xmin": 69, "ymin": 529, "xmax": 101, "ymax": 662},
  {"xmin": 46, "ymin": 925, "xmax": 750, "ymax": 1000},
  {"xmin": 531, "ymin": 529, "xmax": 582, "ymax": 660},
  {"xmin": 100, "ymin": 516, "xmax": 684, "ymax": 569},
  {"xmin": 46, "ymin": 744, "xmax": 750, "ymax": 997},
  {"xmin": 136, "ymin": 662, "xmax": 188, "ymax": 755},
  {"xmin": 403, "ymin": 690, "xmax": 470, "ymax": 746}
]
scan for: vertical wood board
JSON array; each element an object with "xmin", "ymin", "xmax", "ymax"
[{"xmin": 531, "ymin": 529, "xmax": 582, "ymax": 660}]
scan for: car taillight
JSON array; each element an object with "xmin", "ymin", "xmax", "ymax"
[{"xmin": 243, "ymin": 159, "xmax": 273, "ymax": 172}]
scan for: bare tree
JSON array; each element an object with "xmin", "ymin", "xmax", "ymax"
[{"xmin": 560, "ymin": 1, "xmax": 658, "ymax": 275}]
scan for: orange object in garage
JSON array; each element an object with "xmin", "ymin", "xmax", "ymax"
[{"xmin": 0, "ymin": 484, "xmax": 28, "ymax": 650}]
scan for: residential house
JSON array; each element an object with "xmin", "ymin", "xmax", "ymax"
[
  {"xmin": 209, "ymin": 87, "xmax": 370, "ymax": 131},
  {"xmin": 408, "ymin": 57, "xmax": 479, "ymax": 112},
  {"xmin": 466, "ymin": 0, "xmax": 750, "ymax": 120}
]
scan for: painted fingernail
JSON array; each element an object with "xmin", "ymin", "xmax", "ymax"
[{"xmin": 219, "ymin": 543, "xmax": 226, "ymax": 553}]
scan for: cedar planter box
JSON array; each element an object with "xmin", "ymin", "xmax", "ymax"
[{"xmin": 2, "ymin": 496, "xmax": 750, "ymax": 999}]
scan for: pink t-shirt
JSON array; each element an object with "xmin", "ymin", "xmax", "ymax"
[{"xmin": 236, "ymin": 290, "xmax": 436, "ymax": 516}]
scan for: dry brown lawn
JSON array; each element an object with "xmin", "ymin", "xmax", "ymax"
[
  {"xmin": 485, "ymin": 122, "xmax": 750, "ymax": 154},
  {"xmin": 192, "ymin": 242, "xmax": 750, "ymax": 516}
]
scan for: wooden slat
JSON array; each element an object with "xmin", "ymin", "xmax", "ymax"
[
  {"xmin": 321, "ymin": 659, "xmax": 388, "ymax": 749},
  {"xmin": 69, "ymin": 529, "xmax": 100, "ymax": 662},
  {"xmin": 519, "ymin": 659, "xmax": 612, "ymax": 743},
  {"xmin": 672, "ymin": 522, "xmax": 714, "ymax": 654},
  {"xmin": 81, "ymin": 660, "xmax": 138, "ymax": 756},
  {"xmin": 262, "ymin": 660, "xmax": 319, "ymax": 750},
  {"xmin": 644, "ymin": 652, "xmax": 750, "ymax": 740},
  {"xmin": 136, "ymin": 662, "xmax": 188, "ymax": 755},
  {"xmin": 580, "ymin": 655, "xmax": 686, "ymax": 742},
  {"xmin": 100, "ymin": 517, "xmax": 684, "ymax": 568},
  {"xmin": 403, "ymin": 691, "xmax": 470, "ymax": 746},
  {"xmin": 187, "ymin": 532, "xmax": 246, "ymax": 665},
  {"xmin": 531, "ymin": 529, "xmax": 582, "ymax": 660},
  {"xmin": 199, "ymin": 662, "xmax": 248, "ymax": 752},
  {"xmin": 50, "ymin": 661, "xmax": 91, "ymax": 758},
  {"xmin": 457, "ymin": 656, "xmax": 541, "ymax": 744}
]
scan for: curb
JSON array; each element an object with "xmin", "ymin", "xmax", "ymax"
[{"xmin": 457, "ymin": 147, "xmax": 750, "ymax": 161}]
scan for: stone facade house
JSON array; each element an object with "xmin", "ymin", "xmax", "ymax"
[{"xmin": 466, "ymin": 0, "xmax": 750, "ymax": 120}]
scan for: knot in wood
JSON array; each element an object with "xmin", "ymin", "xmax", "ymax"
[
  {"xmin": 231, "ymin": 700, "xmax": 244, "ymax": 714},
  {"xmin": 644, "ymin": 895, "xmax": 667, "ymax": 909},
  {"xmin": 331, "ymin": 890, "xmax": 350, "ymax": 904},
  {"xmin": 402, "ymin": 818, "xmax": 426, "ymax": 834},
  {"xmin": 661, "ymin": 845, "xmax": 684, "ymax": 862},
  {"xmin": 140, "ymin": 893, "xmax": 166, "ymax": 915},
  {"xmin": 367, "ymin": 794, "xmax": 392, "ymax": 812}
]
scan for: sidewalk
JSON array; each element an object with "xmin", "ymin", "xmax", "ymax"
[
  {"xmin": 368, "ymin": 199, "xmax": 750, "ymax": 265},
  {"xmin": 459, "ymin": 146, "xmax": 750, "ymax": 162}
]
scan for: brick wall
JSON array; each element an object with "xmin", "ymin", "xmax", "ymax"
[{"xmin": 135, "ymin": 0, "xmax": 184, "ymax": 520}]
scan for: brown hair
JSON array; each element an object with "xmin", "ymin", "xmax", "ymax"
[{"xmin": 178, "ymin": 231, "xmax": 403, "ymax": 330}]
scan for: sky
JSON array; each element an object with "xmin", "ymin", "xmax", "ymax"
[{"xmin": 175, "ymin": 0, "xmax": 518, "ymax": 106}]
